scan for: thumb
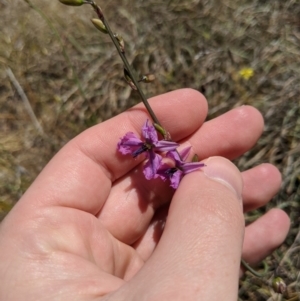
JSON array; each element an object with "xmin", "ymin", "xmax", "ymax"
[{"xmin": 112, "ymin": 156, "xmax": 245, "ymax": 301}]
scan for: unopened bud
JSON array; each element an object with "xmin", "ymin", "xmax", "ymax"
[
  {"xmin": 91, "ymin": 18, "xmax": 108, "ymax": 34},
  {"xmin": 138, "ymin": 74, "xmax": 156, "ymax": 83},
  {"xmin": 58, "ymin": 0, "xmax": 85, "ymax": 6},
  {"xmin": 154, "ymin": 123, "xmax": 171, "ymax": 140},
  {"xmin": 192, "ymin": 154, "xmax": 199, "ymax": 162},
  {"xmin": 124, "ymin": 68, "xmax": 137, "ymax": 90},
  {"xmin": 154, "ymin": 123, "xmax": 166, "ymax": 137},
  {"xmin": 114, "ymin": 34, "xmax": 125, "ymax": 53},
  {"xmin": 272, "ymin": 277, "xmax": 287, "ymax": 294}
]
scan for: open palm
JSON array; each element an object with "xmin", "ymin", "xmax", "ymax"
[{"xmin": 0, "ymin": 89, "xmax": 289, "ymax": 301}]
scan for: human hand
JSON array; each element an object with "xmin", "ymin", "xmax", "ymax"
[{"xmin": 0, "ymin": 89, "xmax": 289, "ymax": 300}]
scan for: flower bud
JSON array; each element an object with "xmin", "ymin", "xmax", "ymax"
[
  {"xmin": 114, "ymin": 34, "xmax": 125, "ymax": 53},
  {"xmin": 154, "ymin": 123, "xmax": 166, "ymax": 137},
  {"xmin": 138, "ymin": 74, "xmax": 156, "ymax": 83},
  {"xmin": 91, "ymin": 18, "xmax": 108, "ymax": 34},
  {"xmin": 154, "ymin": 123, "xmax": 171, "ymax": 140},
  {"xmin": 192, "ymin": 154, "xmax": 199, "ymax": 162},
  {"xmin": 58, "ymin": 0, "xmax": 85, "ymax": 6},
  {"xmin": 272, "ymin": 277, "xmax": 287, "ymax": 294}
]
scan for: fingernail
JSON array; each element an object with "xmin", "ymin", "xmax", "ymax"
[{"xmin": 203, "ymin": 156, "xmax": 243, "ymax": 202}]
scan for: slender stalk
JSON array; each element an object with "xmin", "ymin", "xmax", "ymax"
[
  {"xmin": 90, "ymin": 2, "xmax": 171, "ymax": 139},
  {"xmin": 6, "ymin": 67, "xmax": 44, "ymax": 136},
  {"xmin": 241, "ymin": 258, "xmax": 268, "ymax": 277}
]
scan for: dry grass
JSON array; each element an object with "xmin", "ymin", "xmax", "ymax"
[{"xmin": 0, "ymin": 0, "xmax": 299, "ymax": 299}]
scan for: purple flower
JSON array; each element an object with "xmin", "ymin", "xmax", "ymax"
[
  {"xmin": 156, "ymin": 147, "xmax": 205, "ymax": 189},
  {"xmin": 118, "ymin": 120, "xmax": 179, "ymax": 179}
]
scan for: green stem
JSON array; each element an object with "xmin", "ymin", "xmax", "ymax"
[
  {"xmin": 241, "ymin": 258, "xmax": 268, "ymax": 277},
  {"xmin": 90, "ymin": 2, "xmax": 170, "ymax": 139}
]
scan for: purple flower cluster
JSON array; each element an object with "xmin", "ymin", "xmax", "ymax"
[{"xmin": 117, "ymin": 120, "xmax": 205, "ymax": 189}]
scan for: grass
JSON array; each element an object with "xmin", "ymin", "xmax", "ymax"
[{"xmin": 0, "ymin": 0, "xmax": 299, "ymax": 299}]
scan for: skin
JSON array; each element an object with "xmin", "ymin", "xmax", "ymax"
[{"xmin": 0, "ymin": 89, "xmax": 290, "ymax": 301}]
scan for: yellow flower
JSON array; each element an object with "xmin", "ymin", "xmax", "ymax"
[{"xmin": 239, "ymin": 68, "xmax": 254, "ymax": 80}]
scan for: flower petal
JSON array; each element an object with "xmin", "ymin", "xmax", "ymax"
[
  {"xmin": 169, "ymin": 170, "xmax": 182, "ymax": 189},
  {"xmin": 155, "ymin": 163, "xmax": 173, "ymax": 181},
  {"xmin": 143, "ymin": 151, "xmax": 162, "ymax": 180},
  {"xmin": 166, "ymin": 150, "xmax": 181, "ymax": 162},
  {"xmin": 155, "ymin": 140, "xmax": 179, "ymax": 152},
  {"xmin": 142, "ymin": 120, "xmax": 158, "ymax": 143},
  {"xmin": 117, "ymin": 132, "xmax": 143, "ymax": 155},
  {"xmin": 179, "ymin": 146, "xmax": 192, "ymax": 161},
  {"xmin": 182, "ymin": 162, "xmax": 206, "ymax": 174}
]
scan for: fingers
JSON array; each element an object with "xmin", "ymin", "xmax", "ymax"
[
  {"xmin": 188, "ymin": 105, "xmax": 264, "ymax": 160},
  {"xmin": 133, "ymin": 209, "xmax": 290, "ymax": 269},
  {"xmin": 16, "ymin": 89, "xmax": 207, "ymax": 216},
  {"xmin": 242, "ymin": 208, "xmax": 290, "ymax": 265},
  {"xmin": 133, "ymin": 164, "xmax": 288, "ymax": 271},
  {"xmin": 132, "ymin": 204, "xmax": 169, "ymax": 261},
  {"xmin": 242, "ymin": 164, "xmax": 282, "ymax": 212},
  {"xmin": 98, "ymin": 106, "xmax": 265, "ymax": 244},
  {"xmin": 109, "ymin": 157, "xmax": 245, "ymax": 300}
]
